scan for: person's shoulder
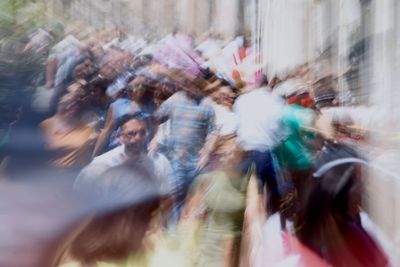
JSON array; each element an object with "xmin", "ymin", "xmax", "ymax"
[
  {"xmin": 114, "ymin": 97, "xmax": 130, "ymax": 104},
  {"xmin": 235, "ymin": 87, "xmax": 263, "ymax": 101},
  {"xmin": 201, "ymin": 96, "xmax": 215, "ymax": 105},
  {"xmin": 172, "ymin": 91, "xmax": 186, "ymax": 99},
  {"xmin": 200, "ymin": 98, "xmax": 216, "ymax": 113},
  {"xmin": 39, "ymin": 117, "xmax": 53, "ymax": 127},
  {"xmin": 255, "ymin": 87, "xmax": 275, "ymax": 97},
  {"xmin": 111, "ymin": 98, "xmax": 131, "ymax": 107},
  {"xmin": 233, "ymin": 90, "xmax": 254, "ymax": 108},
  {"xmin": 92, "ymin": 145, "xmax": 126, "ymax": 165},
  {"xmin": 39, "ymin": 116, "xmax": 57, "ymax": 131},
  {"xmin": 148, "ymin": 152, "xmax": 171, "ymax": 167},
  {"xmin": 162, "ymin": 91, "xmax": 183, "ymax": 104}
]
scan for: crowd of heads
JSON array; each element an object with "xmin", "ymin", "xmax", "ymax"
[{"xmin": 0, "ymin": 18, "xmax": 388, "ymax": 267}]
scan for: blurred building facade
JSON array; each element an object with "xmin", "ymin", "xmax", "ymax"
[{"xmin": 44, "ymin": 0, "xmax": 253, "ymax": 40}]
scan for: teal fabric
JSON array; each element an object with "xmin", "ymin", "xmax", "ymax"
[{"xmin": 273, "ymin": 105, "xmax": 316, "ymax": 171}]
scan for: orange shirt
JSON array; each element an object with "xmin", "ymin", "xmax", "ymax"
[{"xmin": 40, "ymin": 117, "xmax": 97, "ymax": 168}]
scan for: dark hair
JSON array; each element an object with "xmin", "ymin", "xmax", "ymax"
[
  {"xmin": 218, "ymin": 78, "xmax": 231, "ymax": 87},
  {"xmin": 134, "ymin": 55, "xmax": 153, "ymax": 68},
  {"xmin": 68, "ymin": 200, "xmax": 158, "ymax": 264},
  {"xmin": 72, "ymin": 51, "xmax": 98, "ymax": 77},
  {"xmin": 294, "ymin": 142, "xmax": 366, "ymax": 261},
  {"xmin": 260, "ymin": 74, "xmax": 269, "ymax": 86},
  {"xmin": 118, "ymin": 112, "xmax": 151, "ymax": 130},
  {"xmin": 86, "ymin": 74, "xmax": 110, "ymax": 95},
  {"xmin": 127, "ymin": 82, "xmax": 155, "ymax": 105},
  {"xmin": 296, "ymin": 143, "xmax": 360, "ymax": 216},
  {"xmin": 202, "ymin": 68, "xmax": 217, "ymax": 81}
]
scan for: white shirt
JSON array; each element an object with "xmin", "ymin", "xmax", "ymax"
[
  {"xmin": 75, "ymin": 145, "xmax": 174, "ymax": 195},
  {"xmin": 233, "ymin": 87, "xmax": 284, "ymax": 152},
  {"xmin": 213, "ymin": 104, "xmax": 239, "ymax": 136}
]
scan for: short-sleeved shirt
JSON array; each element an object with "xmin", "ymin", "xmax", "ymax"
[
  {"xmin": 234, "ymin": 87, "xmax": 284, "ymax": 152},
  {"xmin": 110, "ymin": 98, "xmax": 156, "ymax": 121},
  {"xmin": 273, "ymin": 105, "xmax": 316, "ymax": 171},
  {"xmin": 156, "ymin": 91, "xmax": 216, "ymax": 165},
  {"xmin": 75, "ymin": 145, "xmax": 174, "ymax": 195}
]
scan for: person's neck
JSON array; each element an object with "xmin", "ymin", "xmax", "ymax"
[
  {"xmin": 124, "ymin": 148, "xmax": 146, "ymax": 161},
  {"xmin": 186, "ymin": 93, "xmax": 203, "ymax": 104}
]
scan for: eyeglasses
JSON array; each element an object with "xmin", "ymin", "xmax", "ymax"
[{"xmin": 121, "ymin": 129, "xmax": 146, "ymax": 139}]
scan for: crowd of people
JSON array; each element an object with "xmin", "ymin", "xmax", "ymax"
[{"xmin": 0, "ymin": 20, "xmax": 396, "ymax": 267}]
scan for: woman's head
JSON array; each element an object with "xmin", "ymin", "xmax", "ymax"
[
  {"xmin": 126, "ymin": 77, "xmax": 154, "ymax": 103},
  {"xmin": 300, "ymin": 143, "xmax": 364, "ymax": 223},
  {"xmin": 295, "ymin": 142, "xmax": 365, "ymax": 243},
  {"xmin": 293, "ymin": 142, "xmax": 389, "ymax": 267},
  {"xmin": 72, "ymin": 52, "xmax": 98, "ymax": 80},
  {"xmin": 67, "ymin": 164, "xmax": 161, "ymax": 264},
  {"xmin": 99, "ymin": 49, "xmax": 130, "ymax": 80},
  {"xmin": 215, "ymin": 84, "xmax": 236, "ymax": 107},
  {"xmin": 68, "ymin": 201, "xmax": 158, "ymax": 264}
]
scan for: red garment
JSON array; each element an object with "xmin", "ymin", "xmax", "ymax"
[
  {"xmin": 282, "ymin": 232, "xmax": 333, "ymax": 267},
  {"xmin": 329, "ymin": 222, "xmax": 389, "ymax": 267},
  {"xmin": 286, "ymin": 92, "xmax": 314, "ymax": 108},
  {"xmin": 255, "ymin": 226, "xmax": 332, "ymax": 267}
]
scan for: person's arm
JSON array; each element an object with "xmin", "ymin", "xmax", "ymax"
[
  {"xmin": 149, "ymin": 94, "xmax": 175, "ymax": 154},
  {"xmin": 45, "ymin": 57, "xmax": 58, "ymax": 88},
  {"xmin": 92, "ymin": 108, "xmax": 116, "ymax": 158},
  {"xmin": 197, "ymin": 133, "xmax": 218, "ymax": 172},
  {"xmin": 148, "ymin": 124, "xmax": 162, "ymax": 156},
  {"xmin": 154, "ymin": 93, "xmax": 174, "ymax": 124},
  {"xmin": 196, "ymin": 108, "xmax": 218, "ymax": 171}
]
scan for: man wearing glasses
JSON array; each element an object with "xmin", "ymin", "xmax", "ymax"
[{"xmin": 75, "ymin": 112, "xmax": 173, "ymax": 197}]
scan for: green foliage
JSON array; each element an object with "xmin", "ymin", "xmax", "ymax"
[{"xmin": 0, "ymin": 0, "xmax": 51, "ymax": 129}]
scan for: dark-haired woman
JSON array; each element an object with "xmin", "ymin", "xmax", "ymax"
[
  {"xmin": 255, "ymin": 142, "xmax": 392, "ymax": 267},
  {"xmin": 55, "ymin": 164, "xmax": 162, "ymax": 267}
]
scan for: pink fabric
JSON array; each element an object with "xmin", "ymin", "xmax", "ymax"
[
  {"xmin": 255, "ymin": 222, "xmax": 332, "ymax": 267},
  {"xmin": 153, "ymin": 33, "xmax": 204, "ymax": 77},
  {"xmin": 282, "ymin": 232, "xmax": 332, "ymax": 267}
]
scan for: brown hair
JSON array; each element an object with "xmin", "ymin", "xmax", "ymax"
[
  {"xmin": 61, "ymin": 164, "xmax": 161, "ymax": 265},
  {"xmin": 69, "ymin": 199, "xmax": 159, "ymax": 264}
]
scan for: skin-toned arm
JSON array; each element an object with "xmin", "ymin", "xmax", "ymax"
[
  {"xmin": 196, "ymin": 131, "xmax": 218, "ymax": 172},
  {"xmin": 92, "ymin": 108, "xmax": 116, "ymax": 158},
  {"xmin": 196, "ymin": 107, "xmax": 219, "ymax": 172},
  {"xmin": 148, "ymin": 124, "xmax": 161, "ymax": 156},
  {"xmin": 148, "ymin": 93, "xmax": 176, "ymax": 155},
  {"xmin": 45, "ymin": 58, "xmax": 58, "ymax": 88}
]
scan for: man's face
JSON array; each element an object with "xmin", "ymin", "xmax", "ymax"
[
  {"xmin": 120, "ymin": 119, "xmax": 147, "ymax": 154},
  {"xmin": 73, "ymin": 59, "xmax": 95, "ymax": 79}
]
